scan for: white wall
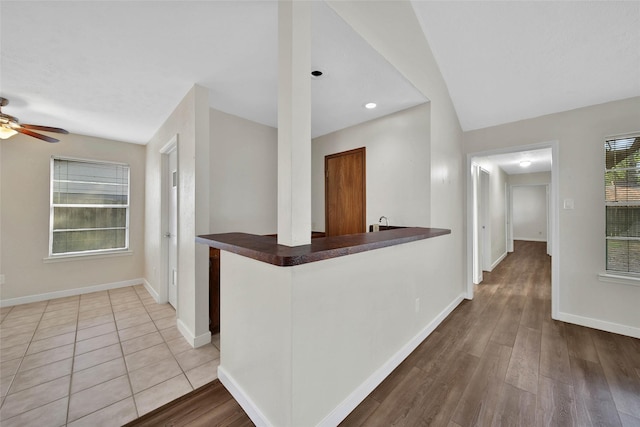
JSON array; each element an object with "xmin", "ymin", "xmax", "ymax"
[
  {"xmin": 512, "ymin": 185, "xmax": 547, "ymax": 241},
  {"xmin": 209, "ymin": 109, "xmax": 277, "ymax": 235},
  {"xmin": 464, "ymin": 96, "xmax": 640, "ymax": 337},
  {"xmin": 145, "ymin": 84, "xmax": 211, "ymax": 347},
  {"xmin": 0, "ymin": 132, "xmax": 145, "ymax": 303},
  {"xmin": 220, "ymin": 235, "xmax": 460, "ymax": 426},
  {"xmin": 312, "ymin": 103, "xmax": 430, "ymax": 231}
]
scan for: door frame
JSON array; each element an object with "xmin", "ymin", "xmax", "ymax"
[
  {"xmin": 160, "ymin": 135, "xmax": 178, "ymax": 306},
  {"xmin": 324, "ymin": 147, "xmax": 366, "ymax": 236},
  {"xmin": 466, "ymin": 140, "xmax": 560, "ymax": 320},
  {"xmin": 472, "ymin": 165, "xmax": 491, "ymax": 284}
]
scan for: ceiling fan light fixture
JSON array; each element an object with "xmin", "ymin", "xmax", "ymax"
[{"xmin": 0, "ymin": 125, "xmax": 18, "ymax": 139}]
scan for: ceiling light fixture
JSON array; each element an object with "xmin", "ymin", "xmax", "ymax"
[
  {"xmin": 311, "ymin": 70, "xmax": 323, "ymax": 77},
  {"xmin": 520, "ymin": 160, "xmax": 532, "ymax": 168},
  {"xmin": 365, "ymin": 102, "xmax": 377, "ymax": 109}
]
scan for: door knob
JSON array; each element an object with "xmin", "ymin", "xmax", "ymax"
[{"xmin": 164, "ymin": 232, "xmax": 172, "ymax": 238}]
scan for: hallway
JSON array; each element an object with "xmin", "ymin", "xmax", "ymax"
[{"xmin": 342, "ymin": 240, "xmax": 640, "ymax": 426}]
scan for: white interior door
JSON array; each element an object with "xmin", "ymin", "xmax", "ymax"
[
  {"xmin": 480, "ymin": 168, "xmax": 491, "ymax": 272},
  {"xmin": 168, "ymin": 149, "xmax": 178, "ymax": 308}
]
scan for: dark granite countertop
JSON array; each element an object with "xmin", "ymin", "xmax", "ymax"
[{"xmin": 196, "ymin": 227, "xmax": 451, "ymax": 267}]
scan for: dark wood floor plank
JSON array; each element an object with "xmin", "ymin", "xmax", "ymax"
[
  {"xmin": 575, "ymin": 395, "xmax": 622, "ymax": 427},
  {"xmin": 540, "ymin": 319, "xmax": 573, "ymax": 385},
  {"xmin": 592, "ymin": 331, "xmax": 640, "ymax": 418},
  {"xmin": 459, "ymin": 289, "xmax": 510, "ymax": 357},
  {"xmin": 565, "ymin": 323, "xmax": 600, "ymax": 363},
  {"xmin": 409, "ymin": 351, "xmax": 480, "ymax": 426},
  {"xmin": 451, "ymin": 342, "xmax": 512, "ymax": 426},
  {"xmin": 619, "ymin": 412, "xmax": 640, "ymax": 427},
  {"xmin": 339, "ymin": 396, "xmax": 380, "ymax": 427},
  {"xmin": 536, "ymin": 375, "xmax": 579, "ymax": 427},
  {"xmin": 186, "ymin": 398, "xmax": 254, "ymax": 427},
  {"xmin": 505, "ymin": 324, "xmax": 541, "ymax": 394},
  {"xmin": 520, "ymin": 295, "xmax": 545, "ymax": 331},
  {"xmin": 491, "ymin": 383, "xmax": 536, "ymax": 427},
  {"xmin": 355, "ymin": 366, "xmax": 434, "ymax": 427},
  {"xmin": 490, "ymin": 293, "xmax": 526, "ymax": 347}
]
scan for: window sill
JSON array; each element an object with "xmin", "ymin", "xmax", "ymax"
[
  {"xmin": 598, "ymin": 272, "xmax": 640, "ymax": 287},
  {"xmin": 43, "ymin": 250, "xmax": 133, "ymax": 263}
]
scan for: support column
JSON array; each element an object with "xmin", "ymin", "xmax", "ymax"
[{"xmin": 277, "ymin": 0, "xmax": 312, "ymax": 247}]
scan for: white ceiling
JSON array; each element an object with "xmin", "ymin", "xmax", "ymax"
[
  {"xmin": 0, "ymin": 1, "xmax": 426, "ymax": 144},
  {"xmin": 412, "ymin": 1, "xmax": 640, "ymax": 131},
  {"xmin": 1, "ymin": 1, "xmax": 638, "ymax": 145},
  {"xmin": 478, "ymin": 148, "xmax": 553, "ymax": 176}
]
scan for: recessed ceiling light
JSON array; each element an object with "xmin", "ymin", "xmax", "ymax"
[
  {"xmin": 520, "ymin": 160, "xmax": 532, "ymax": 168},
  {"xmin": 311, "ymin": 70, "xmax": 323, "ymax": 77},
  {"xmin": 365, "ymin": 102, "xmax": 377, "ymax": 109}
]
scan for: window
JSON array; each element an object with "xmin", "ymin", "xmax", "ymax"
[
  {"xmin": 50, "ymin": 157, "xmax": 130, "ymax": 256},
  {"xmin": 605, "ymin": 135, "xmax": 640, "ymax": 274}
]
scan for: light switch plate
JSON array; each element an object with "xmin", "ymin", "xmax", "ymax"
[{"xmin": 563, "ymin": 199, "xmax": 574, "ymax": 209}]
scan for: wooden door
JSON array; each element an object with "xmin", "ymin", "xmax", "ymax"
[{"xmin": 325, "ymin": 147, "xmax": 366, "ymax": 236}]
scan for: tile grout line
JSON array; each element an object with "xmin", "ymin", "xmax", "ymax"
[
  {"xmin": 0, "ymin": 301, "xmax": 48, "ymax": 414},
  {"xmin": 65, "ymin": 295, "xmax": 82, "ymax": 426},
  {"xmin": 111, "ymin": 287, "xmax": 141, "ymax": 421}
]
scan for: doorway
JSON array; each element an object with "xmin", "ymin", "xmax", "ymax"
[
  {"xmin": 160, "ymin": 135, "xmax": 178, "ymax": 309},
  {"xmin": 167, "ymin": 148, "xmax": 178, "ymax": 308},
  {"xmin": 325, "ymin": 147, "xmax": 366, "ymax": 236},
  {"xmin": 466, "ymin": 141, "xmax": 559, "ymax": 318}
]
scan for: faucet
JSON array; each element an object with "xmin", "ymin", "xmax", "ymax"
[{"xmin": 379, "ymin": 216, "xmax": 389, "ymax": 227}]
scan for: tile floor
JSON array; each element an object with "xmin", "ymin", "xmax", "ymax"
[{"xmin": 0, "ymin": 284, "xmax": 221, "ymax": 426}]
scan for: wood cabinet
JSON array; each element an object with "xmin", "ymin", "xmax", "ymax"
[{"xmin": 209, "ymin": 247, "xmax": 220, "ymax": 334}]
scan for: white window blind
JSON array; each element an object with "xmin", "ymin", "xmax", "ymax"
[
  {"xmin": 605, "ymin": 135, "xmax": 640, "ymax": 274},
  {"xmin": 50, "ymin": 157, "xmax": 130, "ymax": 256}
]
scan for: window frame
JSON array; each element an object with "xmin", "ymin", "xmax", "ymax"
[
  {"xmin": 604, "ymin": 133, "xmax": 640, "ymax": 277},
  {"xmin": 49, "ymin": 156, "xmax": 131, "ymax": 258}
]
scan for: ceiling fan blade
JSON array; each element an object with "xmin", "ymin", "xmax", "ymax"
[
  {"xmin": 15, "ymin": 127, "xmax": 60, "ymax": 143},
  {"xmin": 21, "ymin": 124, "xmax": 69, "ymax": 134}
]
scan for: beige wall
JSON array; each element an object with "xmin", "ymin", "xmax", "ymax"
[
  {"xmin": 209, "ymin": 109, "xmax": 277, "ymax": 235},
  {"xmin": 465, "ymin": 96, "xmax": 640, "ymax": 336},
  {"xmin": 312, "ymin": 103, "xmax": 431, "ymax": 232},
  {"xmin": 0, "ymin": 132, "xmax": 145, "ymax": 303},
  {"xmin": 144, "ymin": 84, "xmax": 211, "ymax": 346}
]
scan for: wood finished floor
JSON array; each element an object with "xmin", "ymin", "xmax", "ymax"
[{"xmin": 128, "ymin": 241, "xmax": 640, "ymax": 426}]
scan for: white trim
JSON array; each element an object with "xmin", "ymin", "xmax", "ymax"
[
  {"xmin": 490, "ymin": 251, "xmax": 508, "ymax": 271},
  {"xmin": 218, "ymin": 366, "xmax": 273, "ymax": 427},
  {"xmin": 176, "ymin": 317, "xmax": 212, "ymax": 349},
  {"xmin": 318, "ymin": 292, "xmax": 465, "ymax": 426},
  {"xmin": 43, "ymin": 250, "xmax": 133, "ymax": 263},
  {"xmin": 556, "ymin": 311, "xmax": 640, "ymax": 339},
  {"xmin": 216, "ymin": 293, "xmax": 465, "ymax": 427},
  {"xmin": 142, "ymin": 278, "xmax": 161, "ymax": 303},
  {"xmin": 598, "ymin": 272, "xmax": 640, "ymax": 287},
  {"xmin": 0, "ymin": 278, "xmax": 145, "ymax": 307},
  {"xmin": 513, "ymin": 237, "xmax": 548, "ymax": 243}
]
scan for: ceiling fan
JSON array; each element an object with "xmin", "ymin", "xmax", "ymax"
[{"xmin": 0, "ymin": 97, "xmax": 69, "ymax": 143}]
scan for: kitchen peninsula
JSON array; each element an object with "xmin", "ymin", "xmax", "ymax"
[{"xmin": 196, "ymin": 227, "xmax": 460, "ymax": 426}]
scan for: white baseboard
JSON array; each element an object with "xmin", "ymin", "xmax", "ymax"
[
  {"xmin": 556, "ymin": 311, "xmax": 640, "ymax": 339},
  {"xmin": 176, "ymin": 318, "xmax": 212, "ymax": 349},
  {"xmin": 513, "ymin": 237, "xmax": 547, "ymax": 242},
  {"xmin": 319, "ymin": 292, "xmax": 465, "ymax": 426},
  {"xmin": 218, "ymin": 366, "xmax": 272, "ymax": 427},
  {"xmin": 216, "ymin": 292, "xmax": 465, "ymax": 427},
  {"xmin": 142, "ymin": 279, "xmax": 160, "ymax": 303},
  {"xmin": 0, "ymin": 278, "xmax": 146, "ymax": 307},
  {"xmin": 490, "ymin": 251, "xmax": 508, "ymax": 271}
]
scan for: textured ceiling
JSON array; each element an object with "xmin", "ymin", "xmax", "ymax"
[
  {"xmin": 0, "ymin": 1, "xmax": 426, "ymax": 144},
  {"xmin": 412, "ymin": 1, "xmax": 640, "ymax": 131},
  {"xmin": 1, "ymin": 1, "xmax": 638, "ymax": 145}
]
